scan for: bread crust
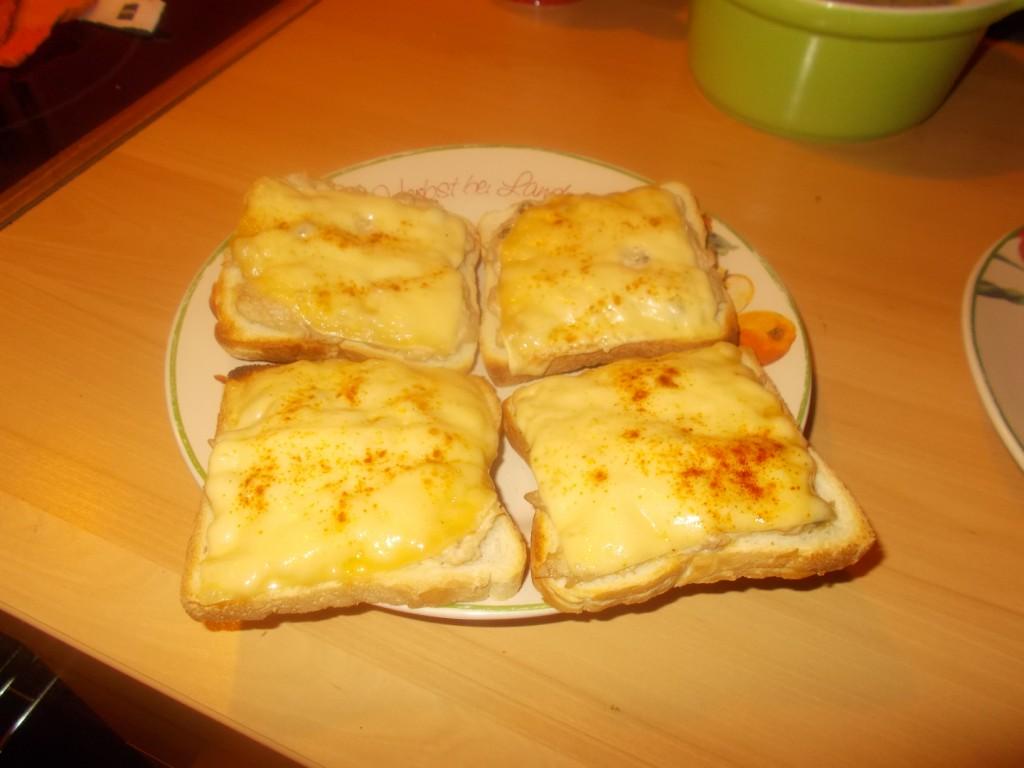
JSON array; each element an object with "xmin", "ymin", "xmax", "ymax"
[
  {"xmin": 525, "ymin": 450, "xmax": 875, "ymax": 613},
  {"xmin": 478, "ymin": 184, "xmax": 738, "ymax": 386},
  {"xmin": 181, "ymin": 504, "xmax": 527, "ymax": 622},
  {"xmin": 503, "ymin": 347, "xmax": 876, "ymax": 613},
  {"xmin": 181, "ymin": 361, "xmax": 527, "ymax": 622},
  {"xmin": 211, "ymin": 180, "xmax": 481, "ymax": 372}
]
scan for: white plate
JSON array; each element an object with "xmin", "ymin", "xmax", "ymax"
[
  {"xmin": 165, "ymin": 145, "xmax": 813, "ymax": 620},
  {"xmin": 962, "ymin": 226, "xmax": 1024, "ymax": 471}
]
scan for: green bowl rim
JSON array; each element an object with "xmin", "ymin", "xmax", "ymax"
[{"xmin": 722, "ymin": 0, "xmax": 1024, "ymax": 40}]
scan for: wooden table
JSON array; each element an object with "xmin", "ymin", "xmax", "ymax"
[{"xmin": 2, "ymin": 1, "xmax": 1023, "ymax": 765}]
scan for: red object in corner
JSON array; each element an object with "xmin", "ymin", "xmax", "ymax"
[{"xmin": 0, "ymin": 0, "xmax": 96, "ymax": 67}]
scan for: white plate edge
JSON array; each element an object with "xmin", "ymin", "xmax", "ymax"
[{"xmin": 961, "ymin": 227, "xmax": 1024, "ymax": 470}]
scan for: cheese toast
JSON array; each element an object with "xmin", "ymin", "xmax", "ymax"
[
  {"xmin": 503, "ymin": 343, "xmax": 875, "ymax": 613},
  {"xmin": 478, "ymin": 183, "xmax": 738, "ymax": 385},
  {"xmin": 211, "ymin": 176, "xmax": 480, "ymax": 371},
  {"xmin": 181, "ymin": 358, "xmax": 527, "ymax": 621}
]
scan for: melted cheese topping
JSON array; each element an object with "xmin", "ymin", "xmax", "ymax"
[
  {"xmin": 231, "ymin": 177, "xmax": 471, "ymax": 356},
  {"xmin": 196, "ymin": 359, "xmax": 499, "ymax": 602},
  {"xmin": 496, "ymin": 186, "xmax": 726, "ymax": 375},
  {"xmin": 507, "ymin": 343, "xmax": 833, "ymax": 578}
]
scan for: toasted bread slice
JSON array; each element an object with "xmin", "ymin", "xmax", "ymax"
[
  {"xmin": 182, "ymin": 359, "xmax": 526, "ymax": 622},
  {"xmin": 211, "ymin": 176, "xmax": 480, "ymax": 371},
  {"xmin": 478, "ymin": 183, "xmax": 737, "ymax": 385},
  {"xmin": 503, "ymin": 343, "xmax": 875, "ymax": 613}
]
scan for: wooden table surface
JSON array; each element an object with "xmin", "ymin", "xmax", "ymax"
[{"xmin": 2, "ymin": 1, "xmax": 1023, "ymax": 765}]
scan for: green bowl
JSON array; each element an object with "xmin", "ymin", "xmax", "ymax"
[{"xmin": 689, "ymin": 0, "xmax": 1024, "ymax": 141}]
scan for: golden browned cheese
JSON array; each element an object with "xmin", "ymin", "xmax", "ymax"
[
  {"xmin": 507, "ymin": 344, "xmax": 834, "ymax": 578},
  {"xmin": 230, "ymin": 177, "xmax": 473, "ymax": 356},
  {"xmin": 495, "ymin": 185, "xmax": 729, "ymax": 375},
  {"xmin": 196, "ymin": 359, "xmax": 500, "ymax": 602}
]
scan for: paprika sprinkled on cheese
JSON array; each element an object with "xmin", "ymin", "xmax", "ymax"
[
  {"xmin": 506, "ymin": 343, "xmax": 833, "ymax": 578},
  {"xmin": 495, "ymin": 185, "xmax": 730, "ymax": 375},
  {"xmin": 197, "ymin": 359, "xmax": 500, "ymax": 601}
]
